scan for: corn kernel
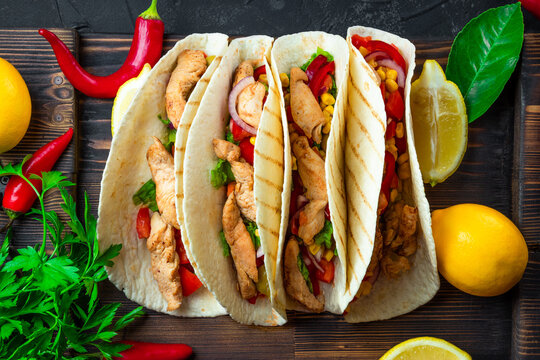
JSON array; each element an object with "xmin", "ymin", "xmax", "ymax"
[
  {"xmin": 206, "ymin": 55, "xmax": 215, "ymax": 65},
  {"xmin": 324, "ymin": 249, "xmax": 334, "ymax": 262},
  {"xmin": 376, "ymin": 68, "xmax": 386, "ymax": 81},
  {"xmin": 386, "ymin": 69, "xmax": 398, "ymax": 81},
  {"xmin": 324, "ymin": 105, "xmax": 334, "ymax": 115},
  {"xmin": 292, "ymin": 155, "xmax": 297, "ymax": 170},
  {"xmin": 323, "ymin": 109, "xmax": 332, "ymax": 124},
  {"xmin": 255, "ymin": 229, "xmax": 260, "ymax": 237},
  {"xmin": 319, "ymin": 149, "xmax": 326, "ymax": 159},
  {"xmin": 390, "ymin": 188, "xmax": 398, "ymax": 202},
  {"xmin": 309, "ymin": 243, "xmax": 321, "ymax": 256},
  {"xmin": 368, "ymin": 59, "xmax": 378, "ymax": 68},
  {"xmin": 397, "ymin": 152, "xmax": 409, "ymax": 165},
  {"xmin": 396, "ymin": 122, "xmax": 404, "ymax": 138},
  {"xmin": 280, "ymin": 73, "xmax": 290, "ymax": 88},
  {"xmin": 321, "ymin": 93, "xmax": 335, "ymax": 106},
  {"xmin": 385, "ymin": 78, "xmax": 399, "ymax": 93},
  {"xmin": 320, "ymin": 101, "xmax": 327, "ymax": 110},
  {"xmin": 359, "ymin": 46, "xmax": 369, "ymax": 57},
  {"xmin": 249, "ymin": 136, "xmax": 256, "ymax": 145},
  {"xmin": 323, "ymin": 121, "xmax": 331, "ymax": 134},
  {"xmin": 398, "ymin": 162, "xmax": 411, "ymax": 180},
  {"xmin": 284, "ymin": 93, "xmax": 291, "ymax": 106},
  {"xmin": 258, "ymin": 74, "xmax": 268, "ymax": 85}
]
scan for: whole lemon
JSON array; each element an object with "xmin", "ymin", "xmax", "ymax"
[
  {"xmin": 432, "ymin": 204, "xmax": 528, "ymax": 297},
  {"xmin": 0, "ymin": 57, "xmax": 31, "ymax": 154}
]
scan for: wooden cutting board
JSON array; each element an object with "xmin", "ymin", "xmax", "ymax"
[{"xmin": 0, "ymin": 28, "xmax": 78, "ymax": 237}]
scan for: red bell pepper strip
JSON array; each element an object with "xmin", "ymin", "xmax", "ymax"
[
  {"xmin": 180, "ymin": 266, "xmax": 203, "ymax": 297},
  {"xmin": 386, "ymin": 90, "xmax": 405, "ymax": 121},
  {"xmin": 305, "ymin": 55, "xmax": 328, "ymax": 81},
  {"xmin": 136, "ymin": 207, "xmax": 151, "ymax": 239},
  {"xmin": 2, "ymin": 128, "xmax": 73, "ymax": 220},
  {"xmin": 380, "ymin": 81, "xmax": 386, "ymax": 100},
  {"xmin": 39, "ymin": 0, "xmax": 164, "ymax": 98},
  {"xmin": 309, "ymin": 61, "xmax": 335, "ymax": 98},
  {"xmin": 113, "ymin": 341, "xmax": 192, "ymax": 360},
  {"xmin": 385, "ymin": 120, "xmax": 397, "ymax": 140},
  {"xmin": 395, "ymin": 130, "xmax": 407, "ymax": 154},
  {"xmin": 238, "ymin": 138, "xmax": 254, "ymax": 165},
  {"xmin": 174, "ymin": 229, "xmax": 191, "ymax": 265},
  {"xmin": 315, "ymin": 258, "xmax": 335, "ymax": 284},
  {"xmin": 253, "ymin": 65, "xmax": 266, "ymax": 81},
  {"xmin": 230, "ymin": 119, "xmax": 251, "ymax": 142},
  {"xmin": 351, "ymin": 35, "xmax": 407, "ymax": 72}
]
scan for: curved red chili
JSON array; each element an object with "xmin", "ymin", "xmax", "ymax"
[
  {"xmin": 113, "ymin": 341, "xmax": 192, "ymax": 360},
  {"xmin": 39, "ymin": 0, "xmax": 164, "ymax": 98},
  {"xmin": 2, "ymin": 128, "xmax": 74, "ymax": 220}
]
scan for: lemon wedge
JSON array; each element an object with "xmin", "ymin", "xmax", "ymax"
[
  {"xmin": 380, "ymin": 337, "xmax": 472, "ymax": 360},
  {"xmin": 111, "ymin": 63, "xmax": 152, "ymax": 136},
  {"xmin": 410, "ymin": 60, "xmax": 467, "ymax": 186}
]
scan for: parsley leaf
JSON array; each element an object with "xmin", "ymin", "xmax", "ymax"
[
  {"xmin": 297, "ymin": 253, "xmax": 313, "ymax": 293},
  {"xmin": 210, "ymin": 159, "xmax": 235, "ymax": 188},
  {"xmin": 133, "ymin": 179, "xmax": 158, "ymax": 212}
]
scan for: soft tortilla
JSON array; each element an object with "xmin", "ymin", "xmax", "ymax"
[
  {"xmin": 97, "ymin": 33, "xmax": 228, "ymax": 317},
  {"xmin": 182, "ymin": 36, "xmax": 287, "ymax": 326},
  {"xmin": 344, "ymin": 26, "xmax": 439, "ymax": 322},
  {"xmin": 271, "ymin": 32, "xmax": 349, "ymax": 314}
]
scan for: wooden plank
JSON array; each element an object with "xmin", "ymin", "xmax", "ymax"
[{"xmin": 0, "ymin": 28, "xmax": 78, "ymax": 242}]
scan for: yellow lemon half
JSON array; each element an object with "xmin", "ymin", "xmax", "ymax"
[
  {"xmin": 380, "ymin": 337, "xmax": 471, "ymax": 360},
  {"xmin": 0, "ymin": 57, "xmax": 31, "ymax": 154},
  {"xmin": 111, "ymin": 63, "xmax": 152, "ymax": 136},
  {"xmin": 411, "ymin": 60, "xmax": 467, "ymax": 186},
  {"xmin": 432, "ymin": 204, "xmax": 528, "ymax": 297}
]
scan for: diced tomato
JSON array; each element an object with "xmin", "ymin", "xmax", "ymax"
[
  {"xmin": 254, "ymin": 65, "xmax": 266, "ymax": 81},
  {"xmin": 174, "ymin": 229, "xmax": 191, "ymax": 265},
  {"xmin": 395, "ymin": 130, "xmax": 407, "ymax": 154},
  {"xmin": 325, "ymin": 204, "xmax": 331, "ymax": 221},
  {"xmin": 256, "ymin": 255, "xmax": 265, "ymax": 268},
  {"xmin": 321, "ymin": 74, "xmax": 333, "ymax": 94},
  {"xmin": 351, "ymin": 35, "xmax": 372, "ymax": 49},
  {"xmin": 306, "ymin": 55, "xmax": 328, "ymax": 81},
  {"xmin": 247, "ymin": 296, "xmax": 257, "ymax": 304},
  {"xmin": 386, "ymin": 120, "xmax": 397, "ymax": 140},
  {"xmin": 180, "ymin": 266, "xmax": 203, "ymax": 297},
  {"xmin": 230, "ymin": 119, "xmax": 251, "ymax": 142},
  {"xmin": 136, "ymin": 207, "xmax": 151, "ymax": 239},
  {"xmin": 315, "ymin": 258, "xmax": 335, "ymax": 284},
  {"xmin": 386, "ymin": 90, "xmax": 404, "ymax": 121},
  {"xmin": 239, "ymin": 138, "xmax": 254, "ymax": 165},
  {"xmin": 309, "ymin": 61, "xmax": 335, "ymax": 98}
]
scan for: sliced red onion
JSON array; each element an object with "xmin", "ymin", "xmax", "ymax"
[
  {"xmin": 307, "ymin": 251, "xmax": 324, "ymax": 272},
  {"xmin": 228, "ymin": 76, "xmax": 257, "ymax": 135},
  {"xmin": 364, "ymin": 51, "xmax": 389, "ymax": 63},
  {"xmin": 314, "ymin": 247, "xmax": 323, "ymax": 262},
  {"xmin": 303, "ymin": 254, "xmax": 312, "ymax": 266},
  {"xmin": 378, "ymin": 58, "xmax": 405, "ymax": 88},
  {"xmin": 256, "ymin": 245, "xmax": 264, "ymax": 258}
]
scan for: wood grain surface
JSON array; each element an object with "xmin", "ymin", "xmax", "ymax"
[
  {"xmin": 4, "ymin": 31, "xmax": 539, "ymax": 359},
  {"xmin": 0, "ymin": 28, "xmax": 78, "ymax": 240}
]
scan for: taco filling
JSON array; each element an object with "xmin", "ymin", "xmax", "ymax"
[
  {"xmin": 351, "ymin": 35, "xmax": 419, "ymax": 298},
  {"xmin": 282, "ymin": 48, "xmax": 338, "ymax": 313},
  {"xmin": 210, "ymin": 60, "xmax": 270, "ymax": 304},
  {"xmin": 131, "ymin": 49, "xmax": 214, "ymax": 311}
]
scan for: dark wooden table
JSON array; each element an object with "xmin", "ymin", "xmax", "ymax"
[{"xmin": 2, "ymin": 31, "xmax": 539, "ymax": 359}]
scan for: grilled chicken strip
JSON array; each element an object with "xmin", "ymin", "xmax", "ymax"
[
  {"xmin": 147, "ymin": 212, "xmax": 182, "ymax": 311},
  {"xmin": 397, "ymin": 205, "xmax": 418, "ymax": 257},
  {"xmin": 381, "ymin": 249, "xmax": 411, "ymax": 278},
  {"xmin": 234, "ymin": 60, "xmax": 255, "ymax": 86},
  {"xmin": 290, "ymin": 67, "xmax": 325, "ymax": 144},
  {"xmin": 284, "ymin": 238, "xmax": 324, "ymax": 313},
  {"xmin": 166, "ymin": 49, "xmax": 207, "ymax": 129},
  {"xmin": 147, "ymin": 137, "xmax": 180, "ymax": 229},
  {"xmin": 222, "ymin": 191, "xmax": 258, "ymax": 299},
  {"xmin": 213, "ymin": 139, "xmax": 257, "ymax": 222},
  {"xmin": 292, "ymin": 135, "xmax": 328, "ymax": 245},
  {"xmin": 237, "ymin": 81, "xmax": 265, "ymax": 129}
]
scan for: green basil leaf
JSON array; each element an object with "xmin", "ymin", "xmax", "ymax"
[{"xmin": 445, "ymin": 3, "xmax": 524, "ymax": 122}]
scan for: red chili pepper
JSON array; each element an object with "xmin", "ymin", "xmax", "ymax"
[
  {"xmin": 136, "ymin": 207, "xmax": 151, "ymax": 239},
  {"xmin": 309, "ymin": 61, "xmax": 335, "ymax": 98},
  {"xmin": 351, "ymin": 35, "xmax": 407, "ymax": 72},
  {"xmin": 39, "ymin": 0, "xmax": 164, "ymax": 98},
  {"xmin": 179, "ymin": 266, "xmax": 203, "ymax": 297},
  {"xmin": 305, "ymin": 55, "xmax": 328, "ymax": 81},
  {"xmin": 386, "ymin": 90, "xmax": 405, "ymax": 121},
  {"xmin": 253, "ymin": 65, "xmax": 266, "ymax": 81},
  {"xmin": 380, "ymin": 151, "xmax": 396, "ymax": 206},
  {"xmin": 238, "ymin": 138, "xmax": 254, "ymax": 165},
  {"xmin": 315, "ymin": 258, "xmax": 335, "ymax": 284},
  {"xmin": 230, "ymin": 119, "xmax": 251, "ymax": 142},
  {"xmin": 2, "ymin": 128, "xmax": 73, "ymax": 220},
  {"xmin": 113, "ymin": 341, "xmax": 192, "ymax": 360},
  {"xmin": 385, "ymin": 120, "xmax": 397, "ymax": 140},
  {"xmin": 521, "ymin": 0, "xmax": 540, "ymax": 19}
]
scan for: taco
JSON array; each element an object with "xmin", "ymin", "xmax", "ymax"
[
  {"xmin": 97, "ymin": 33, "xmax": 229, "ymax": 317},
  {"xmin": 182, "ymin": 36, "xmax": 287, "ymax": 326},
  {"xmin": 271, "ymin": 32, "xmax": 349, "ymax": 314},
  {"xmin": 343, "ymin": 26, "xmax": 439, "ymax": 322}
]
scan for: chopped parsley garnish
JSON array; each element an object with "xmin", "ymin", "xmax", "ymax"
[
  {"xmin": 219, "ymin": 230, "xmax": 231, "ymax": 257},
  {"xmin": 314, "ymin": 220, "xmax": 333, "ymax": 250},
  {"xmin": 210, "ymin": 159, "xmax": 235, "ymax": 188},
  {"xmin": 300, "ymin": 47, "xmax": 334, "ymax": 72},
  {"xmin": 132, "ymin": 179, "xmax": 158, "ymax": 212},
  {"xmin": 297, "ymin": 254, "xmax": 313, "ymax": 293}
]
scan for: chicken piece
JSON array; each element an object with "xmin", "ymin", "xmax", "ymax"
[
  {"xmin": 237, "ymin": 81, "xmax": 266, "ymax": 129},
  {"xmin": 290, "ymin": 67, "xmax": 325, "ymax": 144},
  {"xmin": 147, "ymin": 212, "xmax": 182, "ymax": 311},
  {"xmin": 396, "ymin": 205, "xmax": 418, "ymax": 257},
  {"xmin": 380, "ymin": 249, "xmax": 411, "ymax": 278},
  {"xmin": 283, "ymin": 238, "xmax": 324, "ymax": 312},
  {"xmin": 166, "ymin": 49, "xmax": 207, "ymax": 129},
  {"xmin": 383, "ymin": 201, "xmax": 404, "ymax": 248},
  {"xmin": 234, "ymin": 60, "xmax": 255, "ymax": 86},
  {"xmin": 222, "ymin": 191, "xmax": 258, "ymax": 299},
  {"xmin": 292, "ymin": 135, "xmax": 328, "ymax": 245},
  {"xmin": 357, "ymin": 227, "xmax": 383, "ymax": 297},
  {"xmin": 147, "ymin": 137, "xmax": 180, "ymax": 229},
  {"xmin": 213, "ymin": 139, "xmax": 257, "ymax": 222}
]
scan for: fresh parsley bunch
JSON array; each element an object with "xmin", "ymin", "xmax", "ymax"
[{"xmin": 0, "ymin": 158, "xmax": 143, "ymax": 359}]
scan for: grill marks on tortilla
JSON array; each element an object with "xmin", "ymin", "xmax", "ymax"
[
  {"xmin": 347, "ymin": 97, "xmax": 384, "ymax": 164},
  {"xmin": 349, "ymin": 74, "xmax": 385, "ymax": 134}
]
